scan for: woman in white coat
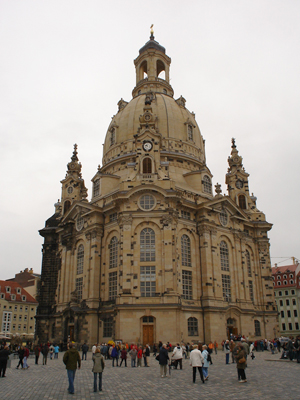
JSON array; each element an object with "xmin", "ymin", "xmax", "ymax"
[
  {"xmin": 189, "ymin": 345, "xmax": 205, "ymax": 384},
  {"xmin": 201, "ymin": 345, "xmax": 209, "ymax": 380}
]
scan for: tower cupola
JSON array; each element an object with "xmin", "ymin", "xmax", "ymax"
[{"xmin": 132, "ymin": 27, "xmax": 174, "ymax": 97}]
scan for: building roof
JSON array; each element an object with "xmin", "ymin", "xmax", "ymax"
[
  {"xmin": 0, "ymin": 280, "xmax": 38, "ymax": 304},
  {"xmin": 272, "ymin": 264, "xmax": 298, "ymax": 274}
]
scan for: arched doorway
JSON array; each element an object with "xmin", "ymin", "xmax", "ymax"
[
  {"xmin": 142, "ymin": 316, "xmax": 155, "ymax": 346},
  {"xmin": 226, "ymin": 317, "xmax": 238, "ymax": 339}
]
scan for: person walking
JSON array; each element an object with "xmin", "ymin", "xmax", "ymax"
[
  {"xmin": 54, "ymin": 344, "xmax": 60, "ymax": 359},
  {"xmin": 236, "ymin": 343, "xmax": 247, "ymax": 383},
  {"xmin": 34, "ymin": 344, "xmax": 40, "ymax": 364},
  {"xmin": 129, "ymin": 347, "xmax": 137, "ymax": 367},
  {"xmin": 158, "ymin": 344, "xmax": 169, "ymax": 378},
  {"xmin": 111, "ymin": 346, "xmax": 119, "ymax": 367},
  {"xmin": 23, "ymin": 346, "xmax": 30, "ymax": 369},
  {"xmin": 42, "ymin": 343, "xmax": 49, "ymax": 365},
  {"xmin": 224, "ymin": 340, "xmax": 230, "ymax": 364},
  {"xmin": 63, "ymin": 343, "xmax": 81, "ymax": 395},
  {"xmin": 172, "ymin": 343, "xmax": 183, "ymax": 369},
  {"xmin": 201, "ymin": 345, "xmax": 209, "ymax": 380},
  {"xmin": 92, "ymin": 347, "xmax": 105, "ymax": 392},
  {"xmin": 120, "ymin": 346, "xmax": 127, "ymax": 367},
  {"xmin": 214, "ymin": 341, "xmax": 218, "ymax": 355},
  {"xmin": 16, "ymin": 346, "xmax": 24, "ymax": 369},
  {"xmin": 0, "ymin": 345, "xmax": 10, "ymax": 377},
  {"xmin": 137, "ymin": 346, "xmax": 143, "ymax": 367},
  {"xmin": 82, "ymin": 343, "xmax": 89, "ymax": 360},
  {"xmin": 190, "ymin": 344, "xmax": 205, "ymax": 384}
]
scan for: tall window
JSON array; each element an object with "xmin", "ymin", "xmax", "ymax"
[
  {"xmin": 109, "ymin": 237, "xmax": 118, "ymax": 269},
  {"xmin": 75, "ymin": 277, "xmax": 83, "ymax": 301},
  {"xmin": 249, "ymin": 280, "xmax": 254, "ymax": 302},
  {"xmin": 254, "ymin": 320, "xmax": 261, "ymax": 336},
  {"xmin": 140, "ymin": 228, "xmax": 155, "ymax": 261},
  {"xmin": 2, "ymin": 312, "xmax": 11, "ymax": 332},
  {"xmin": 109, "ymin": 272, "xmax": 118, "ymax": 300},
  {"xmin": 181, "ymin": 235, "xmax": 191, "ymax": 267},
  {"xmin": 64, "ymin": 200, "xmax": 71, "ymax": 214},
  {"xmin": 239, "ymin": 195, "xmax": 246, "ymax": 209},
  {"xmin": 182, "ymin": 270, "xmax": 192, "ymax": 299},
  {"xmin": 143, "ymin": 157, "xmax": 152, "ymax": 173},
  {"xmin": 222, "ymin": 274, "xmax": 231, "ymax": 302},
  {"xmin": 140, "ymin": 266, "xmax": 156, "ymax": 297},
  {"xmin": 103, "ymin": 317, "xmax": 113, "ymax": 337},
  {"xmin": 203, "ymin": 175, "xmax": 212, "ymax": 194},
  {"xmin": 245, "ymin": 250, "xmax": 251, "ymax": 277},
  {"xmin": 110, "ymin": 128, "xmax": 116, "ymax": 146},
  {"xmin": 188, "ymin": 317, "xmax": 198, "ymax": 336},
  {"xmin": 93, "ymin": 179, "xmax": 100, "ymax": 197},
  {"xmin": 220, "ymin": 241, "xmax": 229, "ymax": 271},
  {"xmin": 188, "ymin": 125, "xmax": 193, "ymax": 141},
  {"xmin": 77, "ymin": 244, "xmax": 84, "ymax": 275}
]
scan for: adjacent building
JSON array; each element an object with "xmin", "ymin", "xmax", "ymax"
[
  {"xmin": 36, "ymin": 33, "xmax": 278, "ymax": 346},
  {"xmin": 272, "ymin": 263, "xmax": 300, "ymax": 337},
  {"xmin": 0, "ymin": 280, "xmax": 38, "ymax": 339},
  {"xmin": 7, "ymin": 268, "xmax": 40, "ymax": 299}
]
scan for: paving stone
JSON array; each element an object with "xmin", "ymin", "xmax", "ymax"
[{"xmin": 0, "ymin": 351, "xmax": 299, "ymax": 399}]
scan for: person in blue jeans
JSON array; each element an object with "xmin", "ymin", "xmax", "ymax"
[
  {"xmin": 63, "ymin": 343, "xmax": 81, "ymax": 394},
  {"xmin": 224, "ymin": 340, "xmax": 230, "ymax": 364},
  {"xmin": 92, "ymin": 348, "xmax": 105, "ymax": 392}
]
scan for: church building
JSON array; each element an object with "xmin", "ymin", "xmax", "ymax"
[{"xmin": 36, "ymin": 32, "xmax": 278, "ymax": 346}]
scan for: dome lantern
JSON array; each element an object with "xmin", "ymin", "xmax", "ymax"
[{"xmin": 132, "ymin": 34, "xmax": 174, "ymax": 98}]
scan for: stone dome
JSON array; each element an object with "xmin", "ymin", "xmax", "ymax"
[{"xmin": 102, "ymin": 92, "xmax": 205, "ymax": 166}]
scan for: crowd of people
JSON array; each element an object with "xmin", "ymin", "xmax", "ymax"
[{"xmin": 1, "ymin": 334, "xmax": 300, "ymax": 394}]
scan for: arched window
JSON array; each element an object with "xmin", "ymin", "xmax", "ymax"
[
  {"xmin": 77, "ymin": 244, "xmax": 84, "ymax": 275},
  {"xmin": 203, "ymin": 175, "xmax": 212, "ymax": 194},
  {"xmin": 245, "ymin": 250, "xmax": 251, "ymax": 277},
  {"xmin": 140, "ymin": 60, "xmax": 148, "ymax": 80},
  {"xmin": 238, "ymin": 195, "xmax": 246, "ymax": 209},
  {"xmin": 157, "ymin": 60, "xmax": 165, "ymax": 78},
  {"xmin": 143, "ymin": 157, "xmax": 152, "ymax": 174},
  {"xmin": 109, "ymin": 237, "xmax": 118, "ymax": 269},
  {"xmin": 220, "ymin": 241, "xmax": 229, "ymax": 271},
  {"xmin": 254, "ymin": 320, "xmax": 261, "ymax": 336},
  {"xmin": 64, "ymin": 200, "xmax": 71, "ymax": 214},
  {"xmin": 188, "ymin": 317, "xmax": 198, "ymax": 336},
  {"xmin": 181, "ymin": 235, "xmax": 191, "ymax": 267},
  {"xmin": 140, "ymin": 228, "xmax": 155, "ymax": 262}
]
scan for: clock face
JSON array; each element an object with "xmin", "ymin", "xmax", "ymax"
[
  {"xmin": 236, "ymin": 180, "xmax": 243, "ymax": 189},
  {"xmin": 143, "ymin": 141, "xmax": 153, "ymax": 152}
]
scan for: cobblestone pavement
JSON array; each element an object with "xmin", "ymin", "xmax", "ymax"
[{"xmin": 0, "ymin": 350, "xmax": 299, "ymax": 400}]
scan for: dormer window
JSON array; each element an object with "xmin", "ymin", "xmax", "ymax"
[
  {"xmin": 21, "ymin": 295, "xmax": 26, "ymax": 302},
  {"xmin": 0, "ymin": 294, "xmax": 4, "ymax": 299},
  {"xmin": 93, "ymin": 179, "xmax": 100, "ymax": 198},
  {"xmin": 17, "ymin": 288, "xmax": 21, "ymax": 294},
  {"xmin": 6, "ymin": 286, "xmax": 11, "ymax": 293},
  {"xmin": 238, "ymin": 195, "xmax": 247, "ymax": 209},
  {"xmin": 11, "ymin": 294, "xmax": 16, "ymax": 301}
]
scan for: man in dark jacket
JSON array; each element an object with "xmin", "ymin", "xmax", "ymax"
[
  {"xmin": 0, "ymin": 345, "xmax": 10, "ymax": 377},
  {"xmin": 42, "ymin": 343, "xmax": 49, "ymax": 365},
  {"xmin": 159, "ymin": 343, "xmax": 169, "ymax": 378},
  {"xmin": 81, "ymin": 343, "xmax": 89, "ymax": 360},
  {"xmin": 63, "ymin": 343, "xmax": 81, "ymax": 394}
]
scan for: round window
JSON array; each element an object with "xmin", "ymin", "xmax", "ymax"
[
  {"xmin": 139, "ymin": 194, "xmax": 155, "ymax": 211},
  {"xmin": 67, "ymin": 186, "xmax": 73, "ymax": 194},
  {"xmin": 219, "ymin": 210, "xmax": 228, "ymax": 226},
  {"xmin": 76, "ymin": 215, "xmax": 84, "ymax": 231}
]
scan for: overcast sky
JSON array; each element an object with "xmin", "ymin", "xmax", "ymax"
[{"xmin": 1, "ymin": 0, "xmax": 299, "ymax": 280}]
